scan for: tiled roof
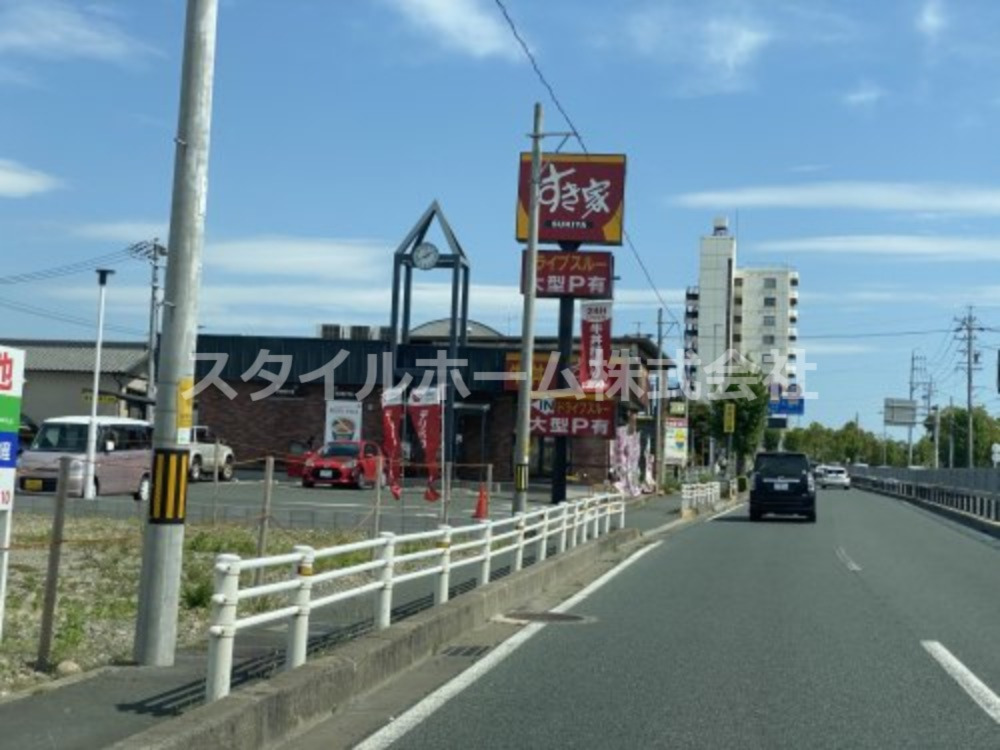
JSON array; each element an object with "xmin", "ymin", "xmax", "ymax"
[{"xmin": 1, "ymin": 340, "xmax": 149, "ymax": 375}]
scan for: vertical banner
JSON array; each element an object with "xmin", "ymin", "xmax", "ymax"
[
  {"xmin": 580, "ymin": 300, "xmax": 613, "ymax": 393},
  {"xmin": 381, "ymin": 386, "xmax": 405, "ymax": 500},
  {"xmin": 407, "ymin": 385, "xmax": 444, "ymax": 502},
  {"xmin": 0, "ymin": 345, "xmax": 25, "ymax": 643},
  {"xmin": 325, "ymin": 399, "xmax": 363, "ymax": 443}
]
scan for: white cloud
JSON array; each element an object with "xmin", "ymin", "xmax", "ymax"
[
  {"xmin": 205, "ymin": 237, "xmax": 393, "ymax": 281},
  {"xmin": 674, "ymin": 181, "xmax": 1000, "ymax": 215},
  {"xmin": 625, "ymin": 5, "xmax": 772, "ymax": 95},
  {"xmin": 384, "ymin": 0, "xmax": 520, "ymax": 61},
  {"xmin": 916, "ymin": 0, "xmax": 948, "ymax": 41},
  {"xmin": 789, "ymin": 164, "xmax": 829, "ymax": 174},
  {"xmin": 75, "ymin": 221, "xmax": 168, "ymax": 243},
  {"xmin": 755, "ymin": 234, "xmax": 1000, "ymax": 261},
  {"xmin": 0, "ymin": 0, "xmax": 154, "ymax": 63},
  {"xmin": 0, "ymin": 158, "xmax": 62, "ymax": 197},
  {"xmin": 842, "ymin": 81, "xmax": 885, "ymax": 107}
]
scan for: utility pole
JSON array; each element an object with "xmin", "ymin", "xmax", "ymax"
[
  {"xmin": 948, "ymin": 396, "xmax": 955, "ymax": 469},
  {"xmin": 932, "ymin": 405, "xmax": 940, "ymax": 469},
  {"xmin": 134, "ymin": 0, "xmax": 219, "ymax": 667},
  {"xmin": 956, "ymin": 308, "xmax": 980, "ymax": 469},
  {"xmin": 908, "ymin": 350, "xmax": 916, "ymax": 466},
  {"xmin": 84, "ymin": 269, "xmax": 114, "ymax": 501},
  {"xmin": 131, "ymin": 241, "xmax": 167, "ymax": 422},
  {"xmin": 512, "ymin": 102, "xmax": 543, "ymax": 515},
  {"xmin": 655, "ymin": 307, "xmax": 665, "ymax": 491}
]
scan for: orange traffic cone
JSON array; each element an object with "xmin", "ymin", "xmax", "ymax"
[{"xmin": 473, "ymin": 482, "xmax": 489, "ymax": 520}]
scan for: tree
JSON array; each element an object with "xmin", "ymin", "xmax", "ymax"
[
  {"xmin": 762, "ymin": 428, "xmax": 781, "ymax": 451},
  {"xmin": 710, "ymin": 366, "xmax": 769, "ymax": 473}
]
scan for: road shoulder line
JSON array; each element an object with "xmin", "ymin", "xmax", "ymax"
[{"xmin": 922, "ymin": 640, "xmax": 1000, "ymax": 725}]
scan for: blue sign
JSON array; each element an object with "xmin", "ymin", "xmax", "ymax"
[
  {"xmin": 767, "ymin": 384, "xmax": 804, "ymax": 416},
  {"xmin": 0, "ymin": 432, "xmax": 18, "ymax": 470}
]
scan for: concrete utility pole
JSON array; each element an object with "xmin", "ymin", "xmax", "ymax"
[
  {"xmin": 956, "ymin": 308, "xmax": 979, "ymax": 469},
  {"xmin": 907, "ymin": 351, "xmax": 916, "ymax": 466},
  {"xmin": 932, "ymin": 405, "xmax": 940, "ymax": 469},
  {"xmin": 949, "ymin": 396, "xmax": 955, "ymax": 469},
  {"xmin": 132, "ymin": 241, "xmax": 167, "ymax": 422},
  {"xmin": 135, "ymin": 0, "xmax": 219, "ymax": 667},
  {"xmin": 512, "ymin": 102, "xmax": 543, "ymax": 515},
  {"xmin": 655, "ymin": 307, "xmax": 665, "ymax": 490}
]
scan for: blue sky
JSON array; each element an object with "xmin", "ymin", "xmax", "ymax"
[{"xmin": 2, "ymin": 0, "xmax": 1000, "ymax": 431}]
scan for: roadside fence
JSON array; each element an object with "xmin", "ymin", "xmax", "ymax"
[
  {"xmin": 680, "ymin": 482, "xmax": 723, "ymax": 518},
  {"xmin": 852, "ymin": 473, "xmax": 1000, "ymax": 525},
  {"xmin": 204, "ymin": 491, "xmax": 626, "ymax": 702}
]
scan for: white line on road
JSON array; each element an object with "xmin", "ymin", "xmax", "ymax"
[
  {"xmin": 922, "ymin": 640, "xmax": 1000, "ymax": 725},
  {"xmin": 835, "ymin": 546, "xmax": 863, "ymax": 573},
  {"xmin": 707, "ymin": 502, "xmax": 747, "ymax": 522},
  {"xmin": 352, "ymin": 540, "xmax": 663, "ymax": 750}
]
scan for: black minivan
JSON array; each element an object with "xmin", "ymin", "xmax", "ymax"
[{"xmin": 749, "ymin": 452, "xmax": 816, "ymax": 523}]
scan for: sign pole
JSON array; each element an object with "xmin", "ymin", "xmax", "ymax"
[
  {"xmin": 135, "ymin": 0, "xmax": 219, "ymax": 667},
  {"xmin": 0, "ymin": 345, "xmax": 25, "ymax": 644},
  {"xmin": 513, "ymin": 102, "xmax": 543, "ymax": 515}
]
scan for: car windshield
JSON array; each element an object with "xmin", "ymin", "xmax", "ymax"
[
  {"xmin": 754, "ymin": 454, "xmax": 808, "ymax": 476},
  {"xmin": 319, "ymin": 443, "xmax": 359, "ymax": 458},
  {"xmin": 30, "ymin": 423, "xmax": 88, "ymax": 453}
]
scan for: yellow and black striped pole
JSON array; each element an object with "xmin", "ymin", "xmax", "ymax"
[{"xmin": 150, "ymin": 449, "xmax": 190, "ymax": 524}]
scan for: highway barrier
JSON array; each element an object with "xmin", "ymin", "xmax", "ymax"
[
  {"xmin": 204, "ymin": 491, "xmax": 626, "ymax": 702},
  {"xmin": 852, "ymin": 472, "xmax": 1000, "ymax": 531}
]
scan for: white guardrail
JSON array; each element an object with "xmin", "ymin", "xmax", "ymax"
[
  {"xmin": 680, "ymin": 482, "xmax": 722, "ymax": 517},
  {"xmin": 205, "ymin": 492, "xmax": 626, "ymax": 702}
]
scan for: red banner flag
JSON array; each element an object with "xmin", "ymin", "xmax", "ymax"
[
  {"xmin": 407, "ymin": 385, "xmax": 444, "ymax": 502},
  {"xmin": 381, "ymin": 386, "xmax": 405, "ymax": 500}
]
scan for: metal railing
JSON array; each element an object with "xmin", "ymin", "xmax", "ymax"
[
  {"xmin": 204, "ymin": 492, "xmax": 626, "ymax": 702},
  {"xmin": 853, "ymin": 474, "xmax": 1000, "ymax": 525},
  {"xmin": 680, "ymin": 482, "xmax": 722, "ymax": 517}
]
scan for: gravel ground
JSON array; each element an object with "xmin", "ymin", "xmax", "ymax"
[{"xmin": 0, "ymin": 514, "xmax": 362, "ymax": 698}]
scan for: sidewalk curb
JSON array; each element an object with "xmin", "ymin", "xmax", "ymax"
[{"xmin": 107, "ymin": 528, "xmax": 640, "ymax": 750}]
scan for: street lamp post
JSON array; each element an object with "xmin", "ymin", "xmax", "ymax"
[{"xmin": 83, "ymin": 269, "xmax": 114, "ymax": 501}]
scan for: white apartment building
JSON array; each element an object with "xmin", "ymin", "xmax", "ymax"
[{"xmin": 684, "ymin": 217, "xmax": 799, "ymax": 399}]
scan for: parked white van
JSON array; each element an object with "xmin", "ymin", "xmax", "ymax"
[{"xmin": 18, "ymin": 416, "xmax": 153, "ymax": 501}]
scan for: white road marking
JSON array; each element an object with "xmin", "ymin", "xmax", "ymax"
[
  {"xmin": 835, "ymin": 546, "xmax": 863, "ymax": 573},
  {"xmin": 922, "ymin": 640, "xmax": 1000, "ymax": 725},
  {"xmin": 707, "ymin": 502, "xmax": 747, "ymax": 522},
  {"xmin": 352, "ymin": 541, "xmax": 663, "ymax": 750}
]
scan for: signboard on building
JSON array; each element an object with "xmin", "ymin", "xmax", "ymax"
[
  {"xmin": 521, "ymin": 250, "xmax": 614, "ymax": 298},
  {"xmin": 883, "ymin": 398, "xmax": 917, "ymax": 426},
  {"xmin": 668, "ymin": 400, "xmax": 686, "ymax": 417},
  {"xmin": 325, "ymin": 399, "xmax": 363, "ymax": 443},
  {"xmin": 767, "ymin": 383, "xmax": 805, "ymax": 416},
  {"xmin": 723, "ymin": 403, "xmax": 736, "ymax": 434},
  {"xmin": 0, "ymin": 345, "xmax": 24, "ymax": 642},
  {"xmin": 504, "ymin": 351, "xmax": 580, "ymax": 392},
  {"xmin": 516, "ymin": 153, "xmax": 626, "ymax": 245},
  {"xmin": 663, "ymin": 417, "xmax": 688, "ymax": 465},
  {"xmin": 580, "ymin": 301, "xmax": 612, "ymax": 393},
  {"xmin": 530, "ymin": 396, "xmax": 616, "ymax": 439}
]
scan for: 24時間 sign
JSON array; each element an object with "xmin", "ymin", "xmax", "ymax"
[
  {"xmin": 516, "ymin": 153, "xmax": 626, "ymax": 245},
  {"xmin": 521, "ymin": 250, "xmax": 614, "ymax": 298},
  {"xmin": 530, "ymin": 397, "xmax": 616, "ymax": 439}
]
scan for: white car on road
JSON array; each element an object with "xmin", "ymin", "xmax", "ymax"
[{"xmin": 819, "ymin": 466, "xmax": 851, "ymax": 490}]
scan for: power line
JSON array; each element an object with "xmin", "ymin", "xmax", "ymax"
[
  {"xmin": 493, "ymin": 0, "xmax": 677, "ymax": 326},
  {"xmin": 802, "ymin": 327, "xmax": 954, "ymax": 340},
  {"xmin": 0, "ymin": 295, "xmax": 146, "ymax": 337}
]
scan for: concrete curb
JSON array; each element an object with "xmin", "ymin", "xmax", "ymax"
[{"xmin": 107, "ymin": 528, "xmax": 640, "ymax": 750}]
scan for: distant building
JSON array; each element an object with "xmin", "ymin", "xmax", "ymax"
[
  {"xmin": 2, "ymin": 339, "xmax": 150, "ymax": 423},
  {"xmin": 684, "ymin": 218, "xmax": 799, "ymax": 398}
]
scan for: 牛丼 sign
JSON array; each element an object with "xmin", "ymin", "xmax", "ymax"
[{"xmin": 516, "ymin": 153, "xmax": 626, "ymax": 246}]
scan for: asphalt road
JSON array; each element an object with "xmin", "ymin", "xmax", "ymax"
[{"xmin": 334, "ymin": 487, "xmax": 1000, "ymax": 749}]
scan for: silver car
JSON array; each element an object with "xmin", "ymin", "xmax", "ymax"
[{"xmin": 819, "ymin": 466, "xmax": 851, "ymax": 490}]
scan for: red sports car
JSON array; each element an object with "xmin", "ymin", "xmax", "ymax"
[{"xmin": 300, "ymin": 440, "xmax": 384, "ymax": 489}]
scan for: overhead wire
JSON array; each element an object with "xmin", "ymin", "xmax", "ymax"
[
  {"xmin": 0, "ymin": 248, "xmax": 135, "ymax": 285},
  {"xmin": 492, "ymin": 0, "xmax": 680, "ymax": 330},
  {"xmin": 0, "ymin": 296, "xmax": 146, "ymax": 337}
]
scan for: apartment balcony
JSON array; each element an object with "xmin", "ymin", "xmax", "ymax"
[
  {"xmin": 686, "ymin": 286, "xmax": 699, "ymax": 301},
  {"xmin": 685, "ymin": 307, "xmax": 699, "ymax": 320},
  {"xmin": 789, "ymin": 327, "xmax": 798, "ymax": 341},
  {"xmin": 685, "ymin": 327, "xmax": 699, "ymax": 338},
  {"xmin": 789, "ymin": 309, "xmax": 799, "ymax": 323},
  {"xmin": 790, "ymin": 289, "xmax": 799, "ymax": 306},
  {"xmin": 790, "ymin": 271, "xmax": 799, "ymax": 287}
]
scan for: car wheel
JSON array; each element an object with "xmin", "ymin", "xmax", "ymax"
[
  {"xmin": 220, "ymin": 456, "xmax": 235, "ymax": 482},
  {"xmin": 135, "ymin": 474, "xmax": 151, "ymax": 503},
  {"xmin": 355, "ymin": 469, "xmax": 372, "ymax": 490},
  {"xmin": 749, "ymin": 507, "xmax": 762, "ymax": 522},
  {"xmin": 301, "ymin": 476, "xmax": 314, "ymax": 489},
  {"xmin": 189, "ymin": 456, "xmax": 203, "ymax": 482},
  {"xmin": 806, "ymin": 510, "xmax": 817, "ymax": 523}
]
